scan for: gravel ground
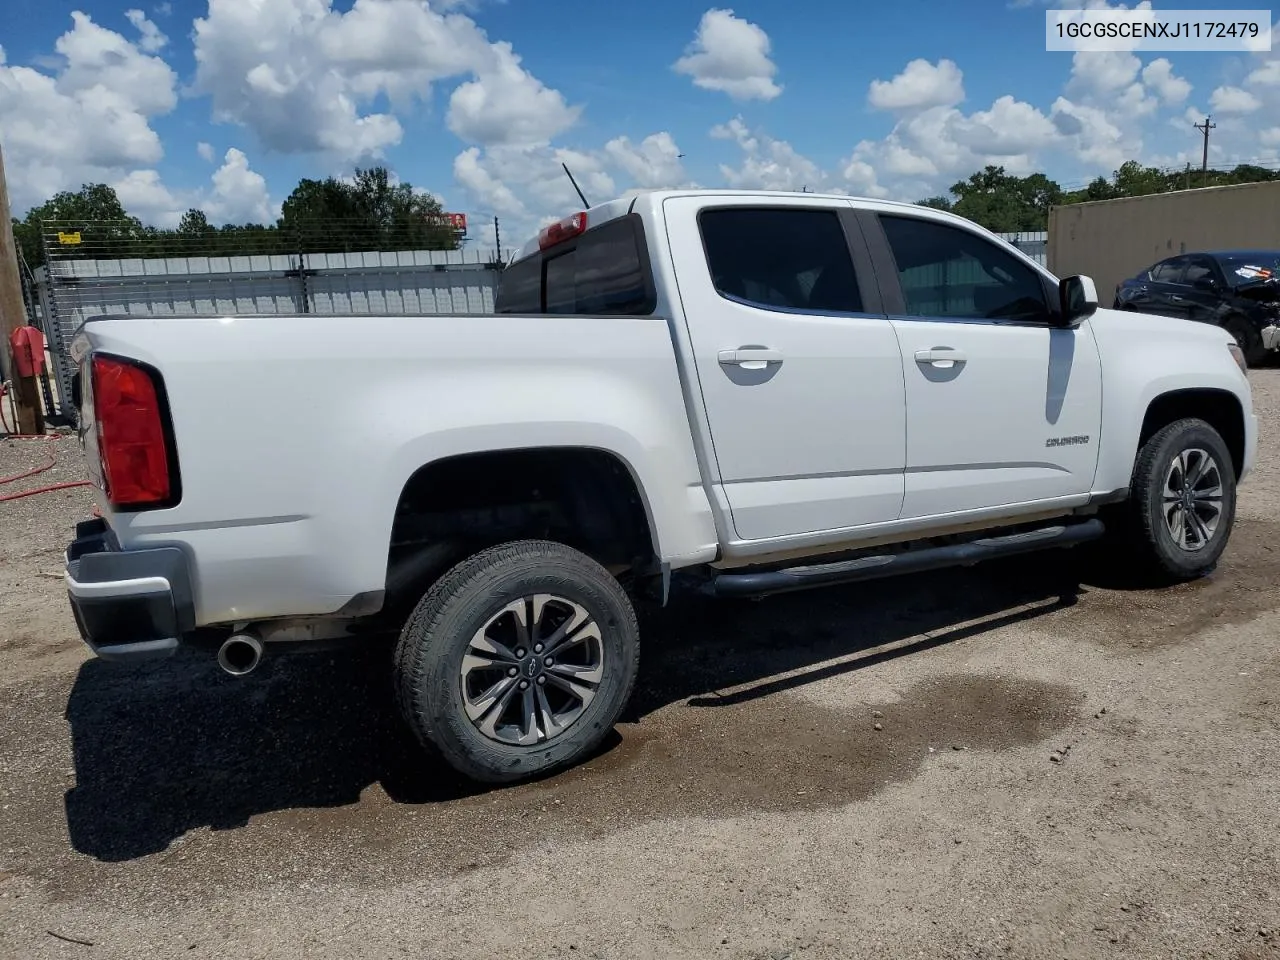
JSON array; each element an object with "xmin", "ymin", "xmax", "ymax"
[{"xmin": 2, "ymin": 377, "xmax": 1279, "ymax": 960}]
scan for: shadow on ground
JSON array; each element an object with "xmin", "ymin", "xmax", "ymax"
[{"xmin": 62, "ymin": 547, "xmax": 1105, "ymax": 863}]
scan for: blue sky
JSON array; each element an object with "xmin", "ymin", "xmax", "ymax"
[{"xmin": 1, "ymin": 0, "xmax": 1278, "ymax": 249}]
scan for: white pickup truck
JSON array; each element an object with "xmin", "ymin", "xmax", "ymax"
[{"xmin": 64, "ymin": 189, "xmax": 1257, "ymax": 782}]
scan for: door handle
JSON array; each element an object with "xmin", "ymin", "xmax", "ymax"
[
  {"xmin": 914, "ymin": 347, "xmax": 966, "ymax": 367},
  {"xmin": 718, "ymin": 348, "xmax": 783, "ymax": 367},
  {"xmin": 1170, "ymin": 295, "xmax": 1185, "ymax": 302}
]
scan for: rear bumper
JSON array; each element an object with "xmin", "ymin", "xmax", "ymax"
[{"xmin": 64, "ymin": 517, "xmax": 196, "ymax": 662}]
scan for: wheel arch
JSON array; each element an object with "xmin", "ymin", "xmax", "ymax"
[
  {"xmin": 1138, "ymin": 388, "xmax": 1246, "ymax": 479},
  {"xmin": 382, "ymin": 444, "xmax": 662, "ymax": 608}
]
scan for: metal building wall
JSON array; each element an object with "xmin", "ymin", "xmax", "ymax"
[{"xmin": 1047, "ymin": 181, "xmax": 1280, "ymax": 303}]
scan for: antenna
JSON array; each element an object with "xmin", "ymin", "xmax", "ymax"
[{"xmin": 562, "ymin": 162, "xmax": 590, "ymax": 208}]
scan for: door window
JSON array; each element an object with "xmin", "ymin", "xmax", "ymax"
[
  {"xmin": 1149, "ymin": 258, "xmax": 1186, "ymax": 283},
  {"xmin": 699, "ymin": 207, "xmax": 865, "ymax": 313},
  {"xmin": 878, "ymin": 214, "xmax": 1049, "ymax": 323},
  {"xmin": 1180, "ymin": 257, "xmax": 1216, "ymax": 286}
]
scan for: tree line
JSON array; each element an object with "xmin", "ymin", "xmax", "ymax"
[
  {"xmin": 12, "ymin": 166, "xmax": 463, "ymax": 269},
  {"xmin": 10, "ymin": 158, "xmax": 1279, "ymax": 269},
  {"xmin": 917, "ymin": 160, "xmax": 1280, "ymax": 234}
]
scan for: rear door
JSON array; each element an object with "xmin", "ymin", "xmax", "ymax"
[
  {"xmin": 663, "ymin": 196, "xmax": 906, "ymax": 542},
  {"xmin": 1177, "ymin": 255, "xmax": 1228, "ymax": 325}
]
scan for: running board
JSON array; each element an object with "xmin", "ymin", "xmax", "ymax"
[{"xmin": 706, "ymin": 518, "xmax": 1105, "ymax": 599}]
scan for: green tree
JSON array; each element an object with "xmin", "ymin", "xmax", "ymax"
[
  {"xmin": 279, "ymin": 166, "xmax": 459, "ymax": 253},
  {"xmin": 16, "ymin": 183, "xmax": 144, "ymax": 267}
]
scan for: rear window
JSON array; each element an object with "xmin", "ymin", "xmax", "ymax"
[{"xmin": 495, "ymin": 214, "xmax": 655, "ymax": 315}]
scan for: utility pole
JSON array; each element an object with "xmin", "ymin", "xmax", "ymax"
[
  {"xmin": 1193, "ymin": 115, "xmax": 1216, "ymax": 187},
  {"xmin": 1184, "ymin": 161, "xmax": 1191, "ymax": 190},
  {"xmin": 493, "ymin": 215, "xmax": 502, "ymax": 264},
  {"xmin": 0, "ymin": 142, "xmax": 43, "ymax": 436}
]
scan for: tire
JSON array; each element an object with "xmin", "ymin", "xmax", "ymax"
[
  {"xmin": 393, "ymin": 539, "xmax": 640, "ymax": 784},
  {"xmin": 1117, "ymin": 418, "xmax": 1237, "ymax": 582},
  {"xmin": 1224, "ymin": 315, "xmax": 1266, "ymax": 368}
]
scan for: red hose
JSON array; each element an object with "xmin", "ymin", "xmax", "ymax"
[
  {"xmin": 0, "ymin": 480, "xmax": 92, "ymax": 503},
  {"xmin": 0, "ymin": 432, "xmax": 93, "ymax": 501}
]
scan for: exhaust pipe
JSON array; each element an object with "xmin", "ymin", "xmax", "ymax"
[{"xmin": 217, "ymin": 632, "xmax": 264, "ymax": 676}]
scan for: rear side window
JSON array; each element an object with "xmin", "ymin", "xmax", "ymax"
[
  {"xmin": 495, "ymin": 214, "xmax": 655, "ymax": 315},
  {"xmin": 698, "ymin": 207, "xmax": 864, "ymax": 313}
]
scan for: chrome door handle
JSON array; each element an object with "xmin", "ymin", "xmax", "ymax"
[
  {"xmin": 1170, "ymin": 295, "xmax": 1185, "ymax": 302},
  {"xmin": 914, "ymin": 347, "xmax": 966, "ymax": 367},
  {"xmin": 718, "ymin": 348, "xmax": 783, "ymax": 368}
]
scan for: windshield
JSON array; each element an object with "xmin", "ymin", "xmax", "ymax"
[{"xmin": 1218, "ymin": 252, "xmax": 1280, "ymax": 283}]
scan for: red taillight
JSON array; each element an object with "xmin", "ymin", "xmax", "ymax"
[
  {"xmin": 538, "ymin": 211, "xmax": 587, "ymax": 250},
  {"xmin": 91, "ymin": 354, "xmax": 174, "ymax": 507}
]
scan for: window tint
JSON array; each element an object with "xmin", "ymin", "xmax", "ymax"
[
  {"xmin": 1181, "ymin": 258, "xmax": 1215, "ymax": 285},
  {"xmin": 699, "ymin": 208, "xmax": 864, "ymax": 313},
  {"xmin": 1150, "ymin": 259, "xmax": 1185, "ymax": 283},
  {"xmin": 494, "ymin": 214, "xmax": 654, "ymax": 315},
  {"xmin": 879, "ymin": 214, "xmax": 1049, "ymax": 323},
  {"xmin": 494, "ymin": 254, "xmax": 541, "ymax": 313}
]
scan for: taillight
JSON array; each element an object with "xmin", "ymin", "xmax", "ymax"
[
  {"xmin": 91, "ymin": 354, "xmax": 176, "ymax": 508},
  {"xmin": 538, "ymin": 211, "xmax": 587, "ymax": 250}
]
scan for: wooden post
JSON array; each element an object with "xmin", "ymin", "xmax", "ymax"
[{"xmin": 0, "ymin": 142, "xmax": 43, "ymax": 435}]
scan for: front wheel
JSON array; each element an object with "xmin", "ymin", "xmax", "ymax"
[
  {"xmin": 1224, "ymin": 316, "xmax": 1266, "ymax": 368},
  {"xmin": 1118, "ymin": 418, "xmax": 1237, "ymax": 582},
  {"xmin": 394, "ymin": 540, "xmax": 640, "ymax": 784}
]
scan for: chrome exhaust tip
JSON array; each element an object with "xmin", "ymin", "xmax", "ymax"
[{"xmin": 217, "ymin": 632, "xmax": 263, "ymax": 676}]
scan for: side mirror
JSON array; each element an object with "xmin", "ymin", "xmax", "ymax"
[
  {"xmin": 1058, "ymin": 274, "xmax": 1099, "ymax": 326},
  {"xmin": 1192, "ymin": 276, "xmax": 1219, "ymax": 292}
]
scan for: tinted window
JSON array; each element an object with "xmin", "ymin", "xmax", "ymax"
[
  {"xmin": 879, "ymin": 214, "xmax": 1049, "ymax": 322},
  {"xmin": 494, "ymin": 214, "xmax": 653, "ymax": 315},
  {"xmin": 699, "ymin": 208, "xmax": 864, "ymax": 313},
  {"xmin": 494, "ymin": 255, "xmax": 541, "ymax": 313},
  {"xmin": 1181, "ymin": 258, "xmax": 1216, "ymax": 285},
  {"xmin": 1150, "ymin": 259, "xmax": 1185, "ymax": 283}
]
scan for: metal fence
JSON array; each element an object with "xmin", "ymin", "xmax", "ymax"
[{"xmin": 31, "ymin": 221, "xmax": 504, "ymax": 425}]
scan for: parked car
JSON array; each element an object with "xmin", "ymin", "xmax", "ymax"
[
  {"xmin": 64, "ymin": 190, "xmax": 1257, "ymax": 784},
  {"xmin": 1114, "ymin": 250, "xmax": 1280, "ymax": 366}
]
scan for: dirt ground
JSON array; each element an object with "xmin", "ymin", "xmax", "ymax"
[{"xmin": 2, "ymin": 377, "xmax": 1279, "ymax": 960}]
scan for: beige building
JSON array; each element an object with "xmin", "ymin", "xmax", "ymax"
[{"xmin": 1047, "ymin": 180, "xmax": 1280, "ymax": 303}]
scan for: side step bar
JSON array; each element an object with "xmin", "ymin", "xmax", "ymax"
[{"xmin": 707, "ymin": 518, "xmax": 1105, "ymax": 599}]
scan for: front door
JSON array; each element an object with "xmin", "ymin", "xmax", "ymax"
[
  {"xmin": 865, "ymin": 210, "xmax": 1103, "ymax": 520},
  {"xmin": 663, "ymin": 196, "xmax": 906, "ymax": 542}
]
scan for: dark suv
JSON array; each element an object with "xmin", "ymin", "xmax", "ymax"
[{"xmin": 1114, "ymin": 250, "xmax": 1280, "ymax": 366}]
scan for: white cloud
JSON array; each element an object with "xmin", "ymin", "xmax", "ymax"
[
  {"xmin": 107, "ymin": 148, "xmax": 275, "ymax": 229},
  {"xmin": 673, "ymin": 8, "xmax": 781, "ymax": 102},
  {"xmin": 1259, "ymin": 127, "xmax": 1280, "ymax": 148},
  {"xmin": 1141, "ymin": 58, "xmax": 1190, "ymax": 105},
  {"xmin": 1210, "ymin": 86, "xmax": 1262, "ymax": 114},
  {"xmin": 1248, "ymin": 60, "xmax": 1280, "ymax": 87},
  {"xmin": 710, "ymin": 116, "xmax": 828, "ymax": 192},
  {"xmin": 124, "ymin": 8, "xmax": 168, "ymax": 53},
  {"xmin": 603, "ymin": 133, "xmax": 688, "ymax": 188},
  {"xmin": 197, "ymin": 142, "xmax": 215, "ymax": 162},
  {"xmin": 447, "ymin": 42, "xmax": 580, "ymax": 146},
  {"xmin": 206, "ymin": 148, "xmax": 276, "ymax": 224},
  {"xmin": 192, "ymin": 0, "xmax": 578, "ymax": 159},
  {"xmin": 0, "ymin": 11, "xmax": 177, "ymax": 214},
  {"xmin": 112, "ymin": 169, "xmax": 183, "ymax": 227},
  {"xmin": 867, "ymin": 59, "xmax": 964, "ymax": 112}
]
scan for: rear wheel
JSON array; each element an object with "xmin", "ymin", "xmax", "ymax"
[
  {"xmin": 1114, "ymin": 418, "xmax": 1237, "ymax": 582},
  {"xmin": 394, "ymin": 539, "xmax": 640, "ymax": 784}
]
